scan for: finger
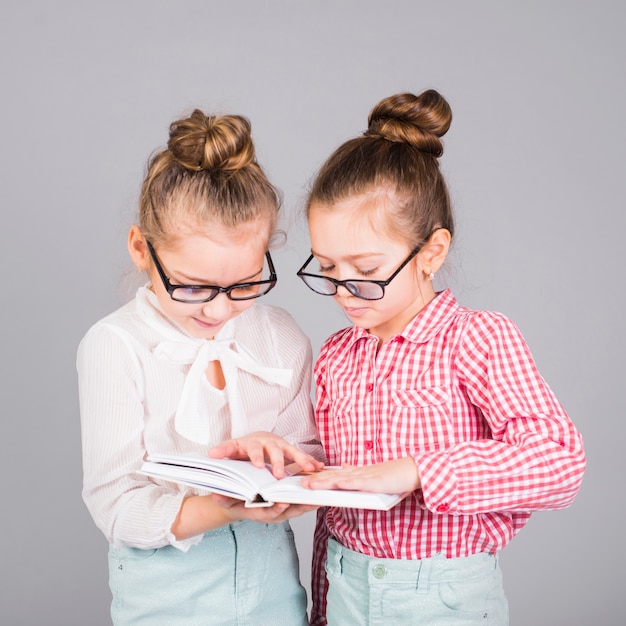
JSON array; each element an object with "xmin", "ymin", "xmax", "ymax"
[
  {"xmin": 265, "ymin": 440, "xmax": 324, "ymax": 475},
  {"xmin": 245, "ymin": 440, "xmax": 269, "ymax": 468},
  {"xmin": 261, "ymin": 503, "xmax": 318, "ymax": 523},
  {"xmin": 258, "ymin": 440, "xmax": 317, "ymax": 478},
  {"xmin": 211, "ymin": 493, "xmax": 242, "ymax": 509},
  {"xmin": 266, "ymin": 445, "xmax": 287, "ymax": 478},
  {"xmin": 286, "ymin": 447, "xmax": 324, "ymax": 472},
  {"xmin": 249, "ymin": 502, "xmax": 291, "ymax": 522},
  {"xmin": 301, "ymin": 472, "xmax": 343, "ymax": 490},
  {"xmin": 208, "ymin": 439, "xmax": 243, "ymax": 459}
]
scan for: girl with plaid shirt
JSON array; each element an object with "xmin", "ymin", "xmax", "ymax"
[{"xmin": 297, "ymin": 89, "xmax": 586, "ymax": 625}]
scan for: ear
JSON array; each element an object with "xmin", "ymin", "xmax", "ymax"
[
  {"xmin": 128, "ymin": 225, "xmax": 150, "ymax": 271},
  {"xmin": 419, "ymin": 228, "xmax": 451, "ymax": 277}
]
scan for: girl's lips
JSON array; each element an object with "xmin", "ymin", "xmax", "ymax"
[
  {"xmin": 342, "ymin": 305, "xmax": 369, "ymax": 317},
  {"xmin": 193, "ymin": 317, "xmax": 223, "ymax": 328}
]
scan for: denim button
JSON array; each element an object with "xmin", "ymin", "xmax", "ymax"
[{"xmin": 372, "ymin": 564, "xmax": 386, "ymax": 579}]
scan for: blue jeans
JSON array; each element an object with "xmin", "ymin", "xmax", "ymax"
[
  {"xmin": 108, "ymin": 520, "xmax": 307, "ymax": 625},
  {"xmin": 325, "ymin": 538, "xmax": 509, "ymax": 625}
]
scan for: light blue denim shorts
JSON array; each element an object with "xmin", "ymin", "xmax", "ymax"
[
  {"xmin": 325, "ymin": 538, "xmax": 508, "ymax": 626},
  {"xmin": 108, "ymin": 520, "xmax": 307, "ymax": 626}
]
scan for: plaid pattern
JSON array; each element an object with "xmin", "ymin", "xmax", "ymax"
[{"xmin": 310, "ymin": 290, "xmax": 585, "ymax": 624}]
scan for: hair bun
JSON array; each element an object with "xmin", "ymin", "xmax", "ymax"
[
  {"xmin": 366, "ymin": 90, "xmax": 452, "ymax": 157},
  {"xmin": 167, "ymin": 109, "xmax": 256, "ymax": 172}
]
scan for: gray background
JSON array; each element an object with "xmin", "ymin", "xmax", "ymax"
[{"xmin": 1, "ymin": 1, "xmax": 623, "ymax": 624}]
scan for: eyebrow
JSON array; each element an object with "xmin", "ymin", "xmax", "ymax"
[
  {"xmin": 171, "ymin": 266, "xmax": 263, "ymax": 285},
  {"xmin": 310, "ymin": 249, "xmax": 387, "ymax": 262}
]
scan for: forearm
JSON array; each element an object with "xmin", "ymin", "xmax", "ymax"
[
  {"xmin": 302, "ymin": 456, "xmax": 420, "ymax": 495},
  {"xmin": 170, "ymin": 494, "xmax": 234, "ymax": 540},
  {"xmin": 417, "ymin": 434, "xmax": 586, "ymax": 514},
  {"xmin": 449, "ymin": 311, "xmax": 586, "ymax": 513}
]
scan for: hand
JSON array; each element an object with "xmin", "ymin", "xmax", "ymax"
[
  {"xmin": 212, "ymin": 493, "xmax": 318, "ymax": 523},
  {"xmin": 170, "ymin": 493, "xmax": 318, "ymax": 540},
  {"xmin": 300, "ymin": 457, "xmax": 421, "ymax": 495},
  {"xmin": 208, "ymin": 431, "xmax": 324, "ymax": 478}
]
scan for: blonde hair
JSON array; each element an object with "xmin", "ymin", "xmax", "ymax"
[
  {"xmin": 139, "ymin": 109, "xmax": 280, "ymax": 246},
  {"xmin": 307, "ymin": 90, "xmax": 454, "ymax": 248}
]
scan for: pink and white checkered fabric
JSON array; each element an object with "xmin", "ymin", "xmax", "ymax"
[{"xmin": 310, "ymin": 289, "xmax": 585, "ymax": 625}]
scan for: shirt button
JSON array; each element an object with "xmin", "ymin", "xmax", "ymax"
[
  {"xmin": 366, "ymin": 383, "xmax": 374, "ymax": 392},
  {"xmin": 365, "ymin": 440, "xmax": 374, "ymax": 450},
  {"xmin": 372, "ymin": 564, "xmax": 386, "ymax": 579},
  {"xmin": 437, "ymin": 503, "xmax": 450, "ymax": 513}
]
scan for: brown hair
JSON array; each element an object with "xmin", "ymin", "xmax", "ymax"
[
  {"xmin": 138, "ymin": 109, "xmax": 280, "ymax": 246},
  {"xmin": 307, "ymin": 90, "xmax": 454, "ymax": 248}
]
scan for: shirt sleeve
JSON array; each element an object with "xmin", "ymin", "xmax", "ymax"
[
  {"xmin": 267, "ymin": 308, "xmax": 325, "ymax": 462},
  {"xmin": 77, "ymin": 323, "xmax": 200, "ymax": 551},
  {"xmin": 415, "ymin": 311, "xmax": 586, "ymax": 515}
]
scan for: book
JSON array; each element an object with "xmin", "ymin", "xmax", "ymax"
[{"xmin": 141, "ymin": 452, "xmax": 405, "ymax": 511}]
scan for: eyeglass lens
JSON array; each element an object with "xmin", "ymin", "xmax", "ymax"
[
  {"xmin": 300, "ymin": 275, "xmax": 384, "ymax": 300},
  {"xmin": 170, "ymin": 281, "xmax": 274, "ymax": 303}
]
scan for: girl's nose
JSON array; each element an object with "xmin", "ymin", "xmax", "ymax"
[
  {"xmin": 335, "ymin": 284, "xmax": 356, "ymax": 298},
  {"xmin": 201, "ymin": 292, "xmax": 234, "ymax": 318}
]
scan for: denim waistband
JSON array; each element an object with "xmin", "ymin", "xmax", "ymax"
[{"xmin": 327, "ymin": 538, "xmax": 498, "ymax": 588}]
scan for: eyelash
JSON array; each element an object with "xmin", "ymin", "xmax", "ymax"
[
  {"xmin": 319, "ymin": 264, "xmax": 379, "ymax": 277},
  {"xmin": 358, "ymin": 268, "xmax": 378, "ymax": 277}
]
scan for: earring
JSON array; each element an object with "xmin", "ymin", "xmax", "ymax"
[{"xmin": 427, "ymin": 271, "xmax": 435, "ymax": 281}]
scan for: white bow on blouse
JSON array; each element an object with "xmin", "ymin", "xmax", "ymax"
[
  {"xmin": 138, "ymin": 287, "xmax": 293, "ymax": 444},
  {"xmin": 155, "ymin": 338, "xmax": 292, "ymax": 443}
]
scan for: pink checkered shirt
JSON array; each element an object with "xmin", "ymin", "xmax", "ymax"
[{"xmin": 310, "ymin": 289, "xmax": 585, "ymax": 625}]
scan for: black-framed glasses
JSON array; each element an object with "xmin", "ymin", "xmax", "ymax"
[
  {"xmin": 296, "ymin": 246, "xmax": 421, "ymax": 301},
  {"xmin": 146, "ymin": 241, "xmax": 277, "ymax": 303}
]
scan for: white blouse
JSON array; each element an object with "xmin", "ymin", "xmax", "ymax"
[{"xmin": 77, "ymin": 287, "xmax": 320, "ymax": 551}]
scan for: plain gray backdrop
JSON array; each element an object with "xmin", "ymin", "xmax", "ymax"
[{"xmin": 1, "ymin": 1, "xmax": 623, "ymax": 624}]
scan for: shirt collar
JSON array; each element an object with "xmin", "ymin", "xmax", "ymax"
[{"xmin": 345, "ymin": 289, "xmax": 461, "ymax": 348}]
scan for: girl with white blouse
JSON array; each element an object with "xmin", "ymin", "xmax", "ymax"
[{"xmin": 78, "ymin": 109, "xmax": 322, "ymax": 625}]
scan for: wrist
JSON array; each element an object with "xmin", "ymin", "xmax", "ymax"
[
  {"xmin": 405, "ymin": 456, "xmax": 421, "ymax": 491},
  {"xmin": 171, "ymin": 494, "xmax": 235, "ymax": 540}
]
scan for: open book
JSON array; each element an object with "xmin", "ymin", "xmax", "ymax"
[{"xmin": 141, "ymin": 453, "xmax": 405, "ymax": 511}]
